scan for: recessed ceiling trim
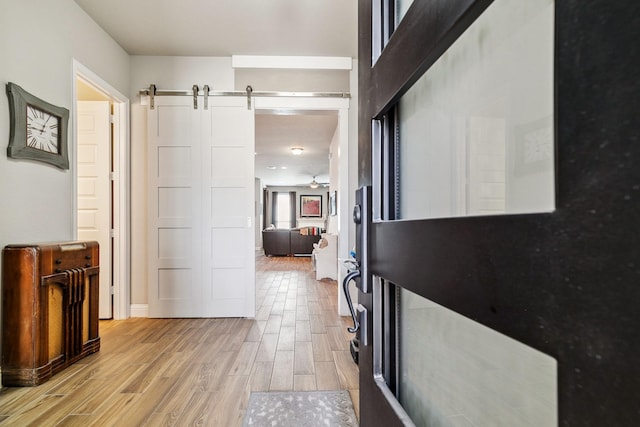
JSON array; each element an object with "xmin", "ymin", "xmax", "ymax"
[{"xmin": 232, "ymin": 55, "xmax": 353, "ymax": 70}]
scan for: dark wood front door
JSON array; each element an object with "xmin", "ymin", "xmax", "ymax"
[{"xmin": 356, "ymin": 0, "xmax": 640, "ymax": 425}]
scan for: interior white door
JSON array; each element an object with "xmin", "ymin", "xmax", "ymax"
[
  {"xmin": 202, "ymin": 97, "xmax": 255, "ymax": 317},
  {"xmin": 148, "ymin": 97, "xmax": 203, "ymax": 317},
  {"xmin": 77, "ymin": 100, "xmax": 112, "ymax": 319},
  {"xmin": 148, "ymin": 95, "xmax": 255, "ymax": 317}
]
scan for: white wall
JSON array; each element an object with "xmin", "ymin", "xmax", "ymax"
[
  {"xmin": 347, "ymin": 60, "xmax": 358, "ymax": 256},
  {"xmin": 130, "ymin": 105, "xmax": 148, "ymax": 306},
  {"xmin": 129, "ymin": 56, "xmax": 234, "ymax": 102},
  {"xmin": 0, "ymin": 0, "xmax": 130, "ymax": 353},
  {"xmin": 255, "ymin": 177, "xmax": 263, "ymax": 249},
  {"xmin": 327, "ymin": 126, "xmax": 340, "ymax": 234}
]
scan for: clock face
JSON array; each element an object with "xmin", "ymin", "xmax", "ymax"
[{"xmin": 26, "ymin": 104, "xmax": 60, "ymax": 153}]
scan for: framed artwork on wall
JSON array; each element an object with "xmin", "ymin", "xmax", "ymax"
[
  {"xmin": 6, "ymin": 82, "xmax": 70, "ymax": 169},
  {"xmin": 300, "ymin": 195, "xmax": 322, "ymax": 217}
]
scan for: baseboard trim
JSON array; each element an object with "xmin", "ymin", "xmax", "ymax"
[{"xmin": 130, "ymin": 304, "xmax": 149, "ymax": 318}]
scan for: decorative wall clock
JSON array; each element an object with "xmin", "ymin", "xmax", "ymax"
[{"xmin": 6, "ymin": 82, "xmax": 69, "ymax": 169}]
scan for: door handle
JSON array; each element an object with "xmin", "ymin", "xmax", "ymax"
[
  {"xmin": 343, "ymin": 269, "xmax": 361, "ymax": 333},
  {"xmin": 354, "ymin": 186, "xmax": 371, "ymax": 293}
]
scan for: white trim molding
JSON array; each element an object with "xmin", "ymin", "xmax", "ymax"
[
  {"xmin": 232, "ymin": 55, "xmax": 353, "ymax": 70},
  {"xmin": 72, "ymin": 59, "xmax": 131, "ymax": 320},
  {"xmin": 130, "ymin": 304, "xmax": 149, "ymax": 318}
]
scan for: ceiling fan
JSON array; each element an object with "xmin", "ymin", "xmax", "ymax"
[{"xmin": 309, "ymin": 176, "xmax": 329, "ymax": 188}]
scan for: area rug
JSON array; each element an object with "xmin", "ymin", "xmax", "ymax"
[{"xmin": 242, "ymin": 390, "xmax": 359, "ymax": 426}]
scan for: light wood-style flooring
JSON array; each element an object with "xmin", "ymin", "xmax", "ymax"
[{"xmin": 0, "ymin": 254, "xmax": 359, "ymax": 426}]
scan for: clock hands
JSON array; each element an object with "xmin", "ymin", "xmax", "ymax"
[{"xmin": 28, "ymin": 123, "xmax": 47, "ymax": 135}]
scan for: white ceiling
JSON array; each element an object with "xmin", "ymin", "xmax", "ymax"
[
  {"xmin": 73, "ymin": 0, "xmax": 357, "ymax": 57},
  {"xmin": 73, "ymin": 0, "xmax": 356, "ymax": 187},
  {"xmin": 256, "ymin": 111, "xmax": 338, "ymax": 186}
]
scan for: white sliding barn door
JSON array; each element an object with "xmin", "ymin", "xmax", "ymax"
[
  {"xmin": 148, "ymin": 96, "xmax": 255, "ymax": 318},
  {"xmin": 202, "ymin": 98, "xmax": 256, "ymax": 317},
  {"xmin": 148, "ymin": 97, "xmax": 203, "ymax": 317},
  {"xmin": 77, "ymin": 101, "xmax": 112, "ymax": 319}
]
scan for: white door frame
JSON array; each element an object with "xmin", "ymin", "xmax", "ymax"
[
  {"xmin": 72, "ymin": 59, "xmax": 130, "ymax": 320},
  {"xmin": 254, "ymin": 96, "xmax": 352, "ymax": 316}
]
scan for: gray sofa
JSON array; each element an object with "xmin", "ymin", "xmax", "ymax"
[{"xmin": 262, "ymin": 229, "xmax": 321, "ymax": 256}]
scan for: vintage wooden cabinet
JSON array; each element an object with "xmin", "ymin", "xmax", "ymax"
[{"xmin": 2, "ymin": 241, "xmax": 100, "ymax": 386}]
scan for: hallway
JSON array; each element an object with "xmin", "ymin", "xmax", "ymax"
[{"xmin": 0, "ymin": 255, "xmax": 359, "ymax": 426}]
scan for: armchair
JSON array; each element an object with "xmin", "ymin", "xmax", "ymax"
[{"xmin": 312, "ymin": 233, "xmax": 338, "ymax": 280}]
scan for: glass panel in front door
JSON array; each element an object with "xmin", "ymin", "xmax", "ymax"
[
  {"xmin": 397, "ymin": 0, "xmax": 555, "ymax": 221},
  {"xmin": 395, "ymin": 0, "xmax": 413, "ymax": 27},
  {"xmin": 398, "ymin": 287, "xmax": 557, "ymax": 426},
  {"xmin": 372, "ymin": 0, "xmax": 415, "ymax": 65}
]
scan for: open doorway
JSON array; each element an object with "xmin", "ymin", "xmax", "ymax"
[
  {"xmin": 253, "ymin": 96, "xmax": 351, "ymax": 316},
  {"xmin": 255, "ymin": 109, "xmax": 337, "ymax": 234},
  {"xmin": 73, "ymin": 60, "xmax": 130, "ymax": 320}
]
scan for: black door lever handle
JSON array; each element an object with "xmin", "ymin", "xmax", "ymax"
[{"xmin": 343, "ymin": 269, "xmax": 361, "ymax": 333}]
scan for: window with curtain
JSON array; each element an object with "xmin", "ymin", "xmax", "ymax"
[{"xmin": 272, "ymin": 191, "xmax": 297, "ymax": 229}]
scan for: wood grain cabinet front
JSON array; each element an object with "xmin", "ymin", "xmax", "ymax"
[{"xmin": 2, "ymin": 241, "xmax": 100, "ymax": 386}]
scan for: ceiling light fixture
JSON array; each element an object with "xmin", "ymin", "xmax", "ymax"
[
  {"xmin": 309, "ymin": 177, "xmax": 319, "ymax": 189},
  {"xmin": 291, "ymin": 147, "xmax": 304, "ymax": 155}
]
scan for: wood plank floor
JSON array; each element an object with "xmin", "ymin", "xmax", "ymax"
[{"xmin": 0, "ymin": 254, "xmax": 359, "ymax": 426}]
